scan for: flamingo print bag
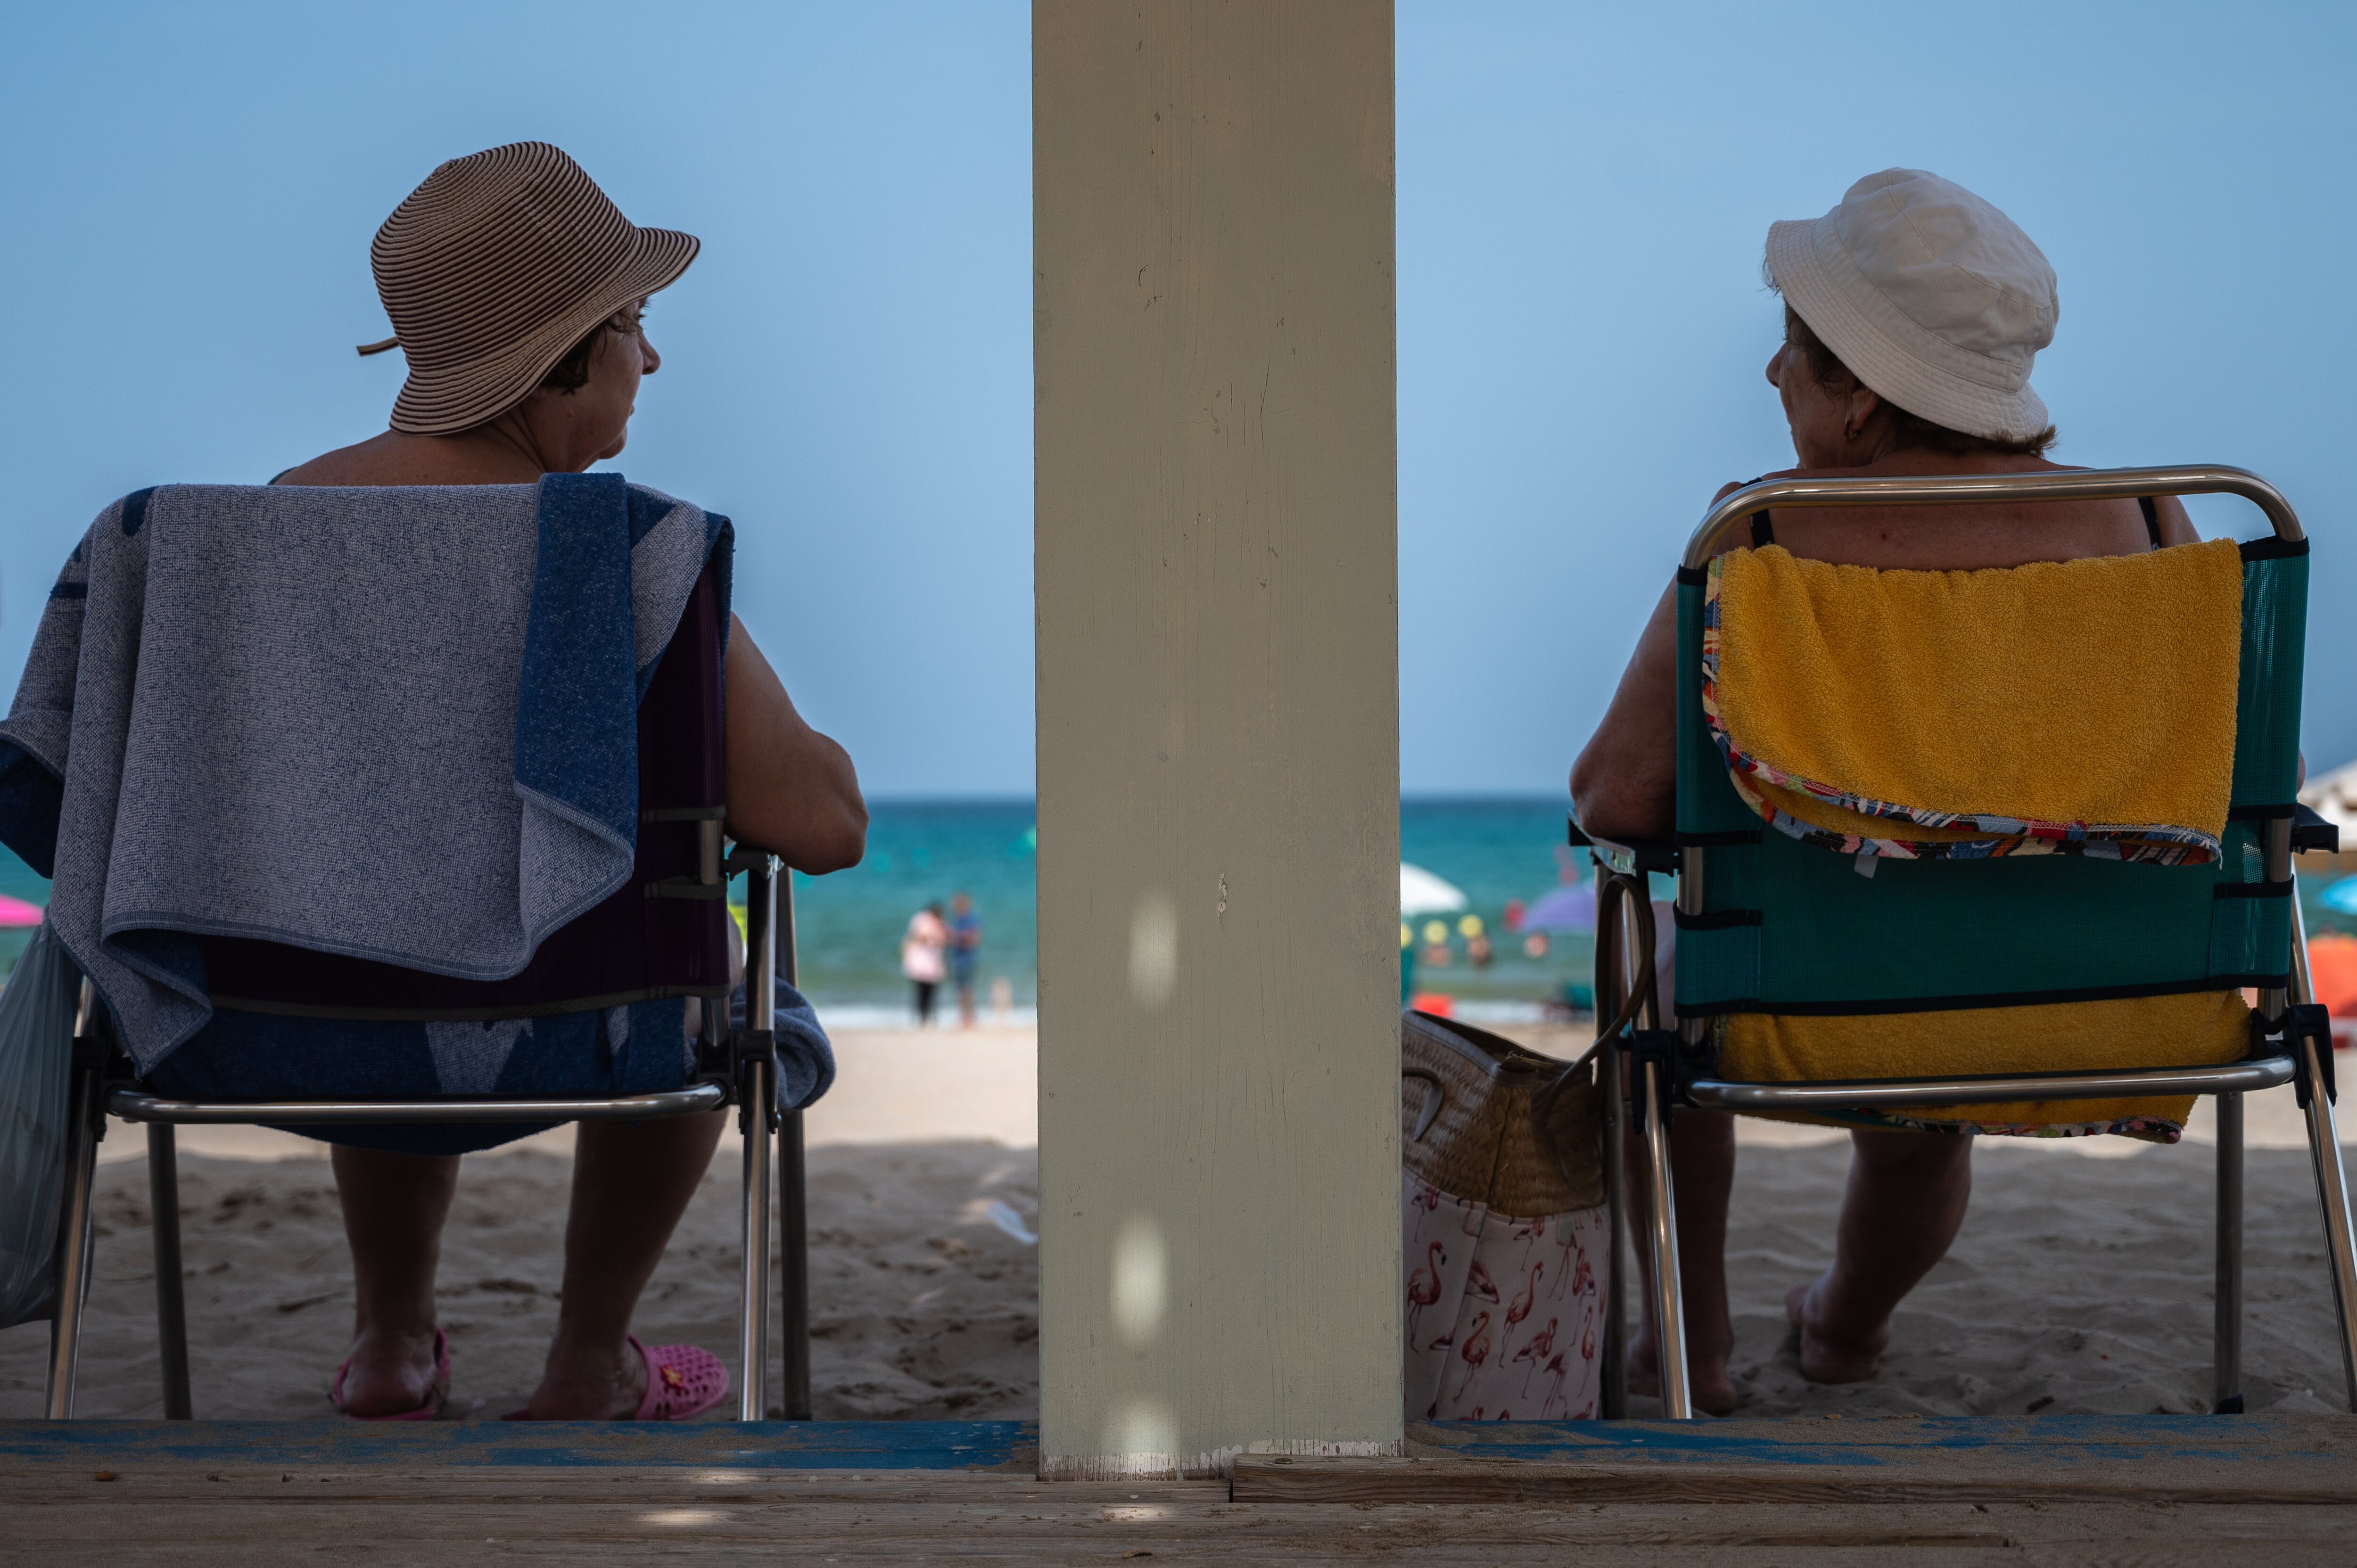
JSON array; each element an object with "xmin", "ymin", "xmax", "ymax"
[{"xmin": 1401, "ymin": 1010, "xmax": 1607, "ymax": 1423}]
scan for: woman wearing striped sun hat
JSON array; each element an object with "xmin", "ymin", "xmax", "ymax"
[{"xmin": 280, "ymin": 143, "xmax": 868, "ymax": 1421}]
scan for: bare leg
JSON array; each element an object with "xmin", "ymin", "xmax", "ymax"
[
  {"xmin": 331, "ymin": 1145, "xmax": 460, "ymax": 1416},
  {"xmin": 519, "ymin": 1108, "xmax": 729, "ymax": 1418},
  {"xmin": 1786, "ymin": 1128, "xmax": 1973, "ymax": 1382},
  {"xmin": 1623, "ymin": 1110, "xmax": 1739, "ymax": 1414}
]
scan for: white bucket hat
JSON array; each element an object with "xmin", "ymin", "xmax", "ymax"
[{"xmin": 1765, "ymin": 169, "xmax": 2057, "ymax": 443}]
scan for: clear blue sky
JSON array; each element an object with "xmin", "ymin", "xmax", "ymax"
[{"xmin": 4, "ymin": 3, "xmax": 2350, "ymax": 798}]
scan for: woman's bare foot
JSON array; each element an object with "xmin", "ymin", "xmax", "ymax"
[
  {"xmin": 336, "ymin": 1325, "xmax": 442, "ymax": 1417},
  {"xmin": 516, "ymin": 1338, "xmax": 648, "ymax": 1420},
  {"xmin": 1625, "ymin": 1329, "xmax": 1740, "ymax": 1415},
  {"xmin": 1785, "ymin": 1277, "xmax": 1887, "ymax": 1383}
]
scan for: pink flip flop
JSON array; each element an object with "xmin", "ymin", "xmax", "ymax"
[
  {"xmin": 497, "ymin": 1336, "xmax": 732, "ymax": 1420},
  {"xmin": 330, "ymin": 1326, "xmax": 450, "ymax": 1421},
  {"xmin": 628, "ymin": 1335, "xmax": 730, "ymax": 1421}
]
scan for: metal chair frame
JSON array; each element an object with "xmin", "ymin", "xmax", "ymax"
[
  {"xmin": 41, "ymin": 847, "xmax": 815, "ymax": 1424},
  {"xmin": 1576, "ymin": 464, "xmax": 2357, "ymax": 1421}
]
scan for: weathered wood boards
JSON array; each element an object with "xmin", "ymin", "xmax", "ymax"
[
  {"xmin": 10, "ymin": 1471, "xmax": 2357, "ymax": 1562},
  {"xmin": 1032, "ymin": 0, "xmax": 1402, "ymax": 1478},
  {"xmin": 1235, "ymin": 1413, "xmax": 2357, "ymax": 1505},
  {"xmin": 9, "ymin": 1417, "xmax": 2357, "ymax": 1561},
  {"xmin": 0, "ymin": 1416, "xmax": 1038, "ymax": 1471}
]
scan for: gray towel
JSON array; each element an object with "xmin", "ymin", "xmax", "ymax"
[{"xmin": 0, "ymin": 474, "xmax": 725, "ymax": 1071}]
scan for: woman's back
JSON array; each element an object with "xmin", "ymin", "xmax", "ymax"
[{"xmin": 1733, "ymin": 451, "xmax": 2192, "ymax": 575}]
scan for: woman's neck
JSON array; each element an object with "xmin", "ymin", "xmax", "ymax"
[{"xmin": 1802, "ymin": 444, "xmax": 2057, "ymax": 479}]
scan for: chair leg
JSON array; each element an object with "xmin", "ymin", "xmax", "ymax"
[
  {"xmin": 2294, "ymin": 1032, "xmax": 2357, "ymax": 1411},
  {"xmin": 779, "ymin": 1108, "xmax": 814, "ymax": 1421},
  {"xmin": 1638, "ymin": 1054, "xmax": 1692, "ymax": 1420},
  {"xmin": 148, "ymin": 1124, "xmax": 193, "ymax": 1420},
  {"xmin": 1599, "ymin": 1032, "xmax": 1628, "ymax": 1420},
  {"xmin": 43, "ymin": 1051, "xmax": 104, "ymax": 1420},
  {"xmin": 2213, "ymin": 1092, "xmax": 2246, "ymax": 1412},
  {"xmin": 738, "ymin": 1053, "xmax": 775, "ymax": 1422},
  {"xmin": 2212, "ymin": 1092, "xmax": 2244, "ymax": 1413}
]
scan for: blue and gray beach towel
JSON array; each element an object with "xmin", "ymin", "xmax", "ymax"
[{"xmin": 0, "ymin": 475, "xmax": 830, "ymax": 1150}]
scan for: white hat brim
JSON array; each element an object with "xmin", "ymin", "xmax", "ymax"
[{"xmin": 1766, "ymin": 217, "xmax": 2049, "ymax": 443}]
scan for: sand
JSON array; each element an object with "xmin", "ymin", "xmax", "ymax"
[
  {"xmin": 4, "ymin": 1023, "xmax": 2353, "ymax": 1423},
  {"xmin": 0, "ymin": 1026, "xmax": 1041, "ymax": 1423}
]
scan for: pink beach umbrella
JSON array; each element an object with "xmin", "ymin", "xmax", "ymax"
[
  {"xmin": 0, "ymin": 894, "xmax": 44, "ymax": 929},
  {"xmin": 1517, "ymin": 884, "xmax": 1596, "ymax": 933}
]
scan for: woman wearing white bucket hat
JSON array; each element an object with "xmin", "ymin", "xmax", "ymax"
[
  {"xmin": 277, "ymin": 143, "xmax": 867, "ymax": 1421},
  {"xmin": 1571, "ymin": 170, "xmax": 2197, "ymax": 1411}
]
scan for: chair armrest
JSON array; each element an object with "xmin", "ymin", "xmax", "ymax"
[
  {"xmin": 1684, "ymin": 1054, "xmax": 2295, "ymax": 1111},
  {"xmin": 107, "ymin": 1080, "xmax": 732, "ymax": 1125},
  {"xmin": 1566, "ymin": 812, "xmax": 1680, "ymax": 876},
  {"xmin": 2294, "ymin": 802, "xmax": 2341, "ymax": 856}
]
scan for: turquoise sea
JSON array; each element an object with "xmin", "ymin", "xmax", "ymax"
[
  {"xmin": 11, "ymin": 800, "xmax": 2357, "ymax": 1021},
  {"xmin": 763, "ymin": 797, "xmax": 1602, "ymax": 1025}
]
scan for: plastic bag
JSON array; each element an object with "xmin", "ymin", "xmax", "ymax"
[{"xmin": 0, "ymin": 922, "xmax": 81, "ymax": 1329}]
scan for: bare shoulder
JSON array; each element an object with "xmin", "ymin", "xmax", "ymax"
[
  {"xmin": 1711, "ymin": 465, "xmax": 1807, "ymax": 506},
  {"xmin": 1760, "ymin": 455, "xmax": 2154, "ymax": 571},
  {"xmin": 272, "ymin": 431, "xmax": 527, "ymax": 487}
]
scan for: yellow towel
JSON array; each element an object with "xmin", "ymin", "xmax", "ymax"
[
  {"xmin": 1717, "ymin": 990, "xmax": 2253, "ymax": 1141},
  {"xmin": 1705, "ymin": 540, "xmax": 2244, "ymax": 863}
]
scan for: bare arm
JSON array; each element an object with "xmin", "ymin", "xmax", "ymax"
[
  {"xmin": 2152, "ymin": 493, "xmax": 2200, "ymax": 548},
  {"xmin": 725, "ymin": 614, "xmax": 867, "ymax": 872},
  {"xmin": 1568, "ymin": 480, "xmax": 1756, "ymax": 842},
  {"xmin": 1568, "ymin": 580, "xmax": 1681, "ymax": 843}
]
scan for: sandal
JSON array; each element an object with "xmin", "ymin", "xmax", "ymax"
[
  {"xmin": 629, "ymin": 1335, "xmax": 731, "ymax": 1421},
  {"xmin": 330, "ymin": 1325, "xmax": 450, "ymax": 1421}
]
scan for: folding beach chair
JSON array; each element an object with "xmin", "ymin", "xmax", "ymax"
[
  {"xmin": 25, "ymin": 535, "xmax": 819, "ymax": 1426},
  {"xmin": 1571, "ymin": 464, "xmax": 2357, "ymax": 1420},
  {"xmin": 39, "ymin": 852, "xmax": 817, "ymax": 1426}
]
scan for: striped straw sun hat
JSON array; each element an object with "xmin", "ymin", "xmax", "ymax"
[{"xmin": 359, "ymin": 142, "xmax": 699, "ymax": 435}]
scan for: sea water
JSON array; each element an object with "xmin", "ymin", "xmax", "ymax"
[
  {"xmin": 760, "ymin": 796, "xmax": 1600, "ymax": 1027},
  {"xmin": 0, "ymin": 799, "xmax": 1601, "ymax": 1023},
  {"xmin": 12, "ymin": 807, "xmax": 2352, "ymax": 1024}
]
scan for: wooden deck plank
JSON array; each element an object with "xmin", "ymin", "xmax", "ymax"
[
  {"xmin": 10, "ymin": 1416, "xmax": 2357, "ymax": 1562},
  {"xmin": 1237, "ymin": 1453, "xmax": 2357, "ymax": 1507},
  {"xmin": 0, "ymin": 1467, "xmax": 1202, "ymax": 1503},
  {"xmin": 1410, "ymin": 1412, "xmax": 2357, "ymax": 1463},
  {"xmin": 1251, "ymin": 1416, "xmax": 2357, "ymax": 1507},
  {"xmin": 0, "ymin": 1417, "xmax": 1038, "ymax": 1471},
  {"xmin": 11, "ymin": 1494, "xmax": 2357, "ymax": 1563}
]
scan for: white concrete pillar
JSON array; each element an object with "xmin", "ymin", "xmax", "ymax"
[{"xmin": 1033, "ymin": 0, "xmax": 1401, "ymax": 1479}]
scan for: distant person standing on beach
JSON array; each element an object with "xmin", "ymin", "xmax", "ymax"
[
  {"xmin": 948, "ymin": 891, "xmax": 982, "ymax": 1028},
  {"xmin": 902, "ymin": 902, "xmax": 949, "ymax": 1026}
]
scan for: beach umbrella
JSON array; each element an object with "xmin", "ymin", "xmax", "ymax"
[
  {"xmin": 0, "ymin": 894, "xmax": 41, "ymax": 929},
  {"xmin": 1400, "ymin": 862, "xmax": 1467, "ymax": 917},
  {"xmin": 2304, "ymin": 757, "xmax": 2357, "ymax": 821},
  {"xmin": 1517, "ymin": 883, "xmax": 1596, "ymax": 932},
  {"xmin": 2301, "ymin": 758, "xmax": 2357, "ymax": 870}
]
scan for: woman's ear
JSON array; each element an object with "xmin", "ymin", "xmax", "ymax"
[{"xmin": 1843, "ymin": 382, "xmax": 1884, "ymax": 444}]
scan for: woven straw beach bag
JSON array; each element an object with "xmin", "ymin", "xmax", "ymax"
[
  {"xmin": 1401, "ymin": 1010, "xmax": 1609, "ymax": 1421},
  {"xmin": 1400, "ymin": 1010, "xmax": 1602, "ymax": 1217}
]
